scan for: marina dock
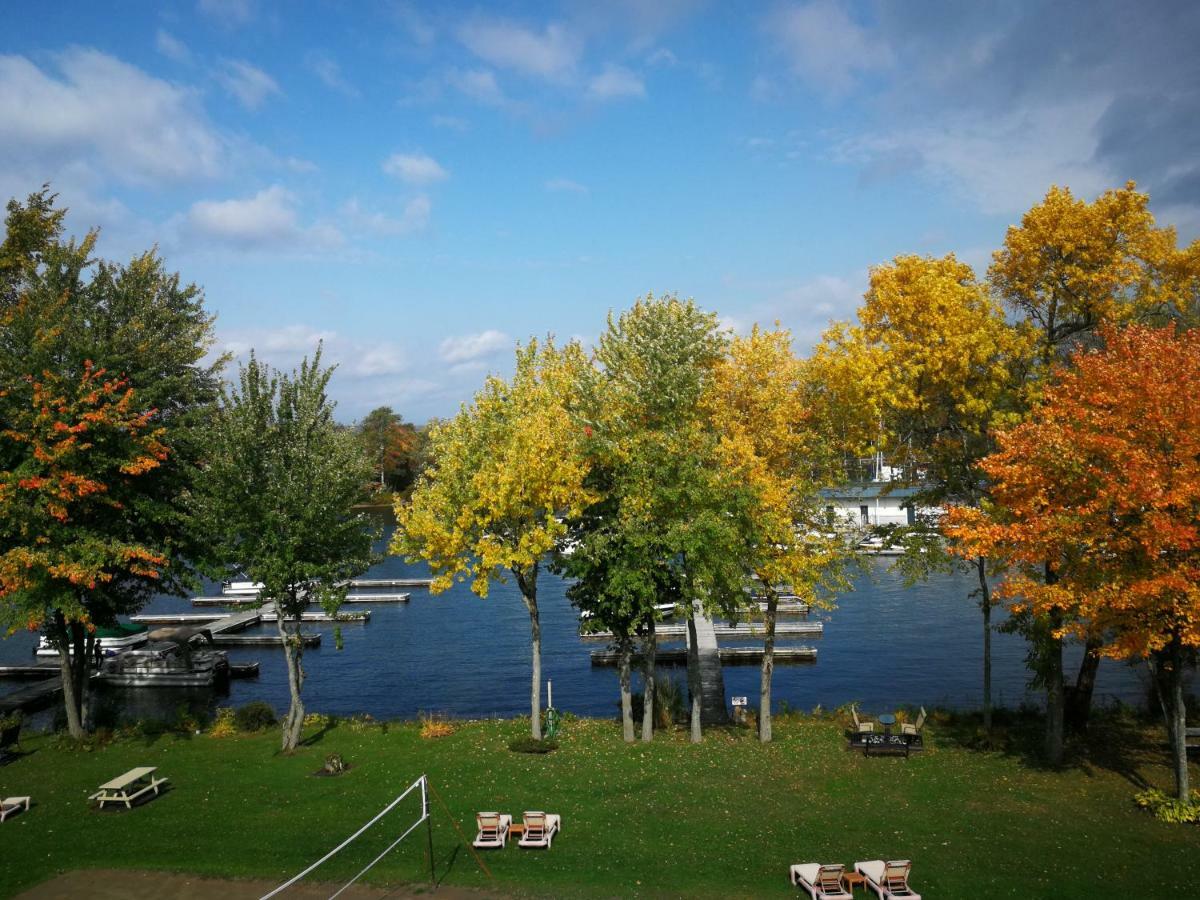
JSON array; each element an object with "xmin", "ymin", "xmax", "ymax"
[
  {"xmin": 210, "ymin": 633, "xmax": 321, "ymax": 647},
  {"xmin": 0, "ymin": 664, "xmax": 61, "ymax": 680},
  {"xmin": 584, "ymin": 621, "xmax": 822, "ymax": 640},
  {"xmin": 259, "ymin": 610, "xmax": 370, "ymax": 622},
  {"xmin": 0, "ymin": 676, "xmax": 67, "ymax": 715},
  {"xmin": 590, "ymin": 646, "xmax": 818, "ymax": 666}
]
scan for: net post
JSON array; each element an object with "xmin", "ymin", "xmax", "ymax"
[{"xmin": 423, "ymin": 776, "xmax": 436, "ymax": 886}]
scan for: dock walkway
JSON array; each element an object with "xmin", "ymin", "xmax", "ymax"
[
  {"xmin": 688, "ymin": 604, "xmax": 729, "ymax": 726},
  {"xmin": 585, "ymin": 621, "xmax": 822, "ymax": 640}
]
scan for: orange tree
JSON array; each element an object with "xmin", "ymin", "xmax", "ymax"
[
  {"xmin": 0, "ymin": 364, "xmax": 169, "ymax": 737},
  {"xmin": 946, "ymin": 324, "xmax": 1200, "ymax": 795},
  {"xmin": 0, "ymin": 191, "xmax": 219, "ymax": 736}
]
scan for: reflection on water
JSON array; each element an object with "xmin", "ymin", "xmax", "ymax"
[{"xmin": 0, "ymin": 512, "xmax": 1163, "ymax": 726}]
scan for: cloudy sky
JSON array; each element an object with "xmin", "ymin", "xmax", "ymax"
[{"xmin": 2, "ymin": 1, "xmax": 1197, "ymax": 421}]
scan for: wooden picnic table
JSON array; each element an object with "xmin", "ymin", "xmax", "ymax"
[{"xmin": 90, "ymin": 766, "xmax": 168, "ymax": 809}]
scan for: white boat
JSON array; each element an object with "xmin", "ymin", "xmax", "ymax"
[
  {"xmin": 36, "ymin": 623, "xmax": 149, "ymax": 657},
  {"xmin": 97, "ymin": 642, "xmax": 230, "ymax": 688}
]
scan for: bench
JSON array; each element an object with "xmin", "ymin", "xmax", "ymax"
[{"xmin": 89, "ymin": 767, "xmax": 169, "ymax": 809}]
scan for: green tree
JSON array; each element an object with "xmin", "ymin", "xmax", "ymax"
[
  {"xmin": 197, "ymin": 349, "xmax": 376, "ymax": 752},
  {"xmin": 0, "ymin": 190, "xmax": 219, "ymax": 736},
  {"xmin": 394, "ymin": 338, "xmax": 592, "ymax": 740},
  {"xmin": 585, "ymin": 295, "xmax": 746, "ymax": 743},
  {"xmin": 357, "ymin": 406, "xmax": 421, "ymax": 494}
]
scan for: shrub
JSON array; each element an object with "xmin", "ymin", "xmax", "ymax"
[
  {"xmin": 420, "ymin": 711, "xmax": 454, "ymax": 739},
  {"xmin": 233, "ymin": 701, "xmax": 277, "ymax": 732},
  {"xmin": 303, "ymin": 712, "xmax": 334, "ymax": 729},
  {"xmin": 210, "ymin": 708, "xmax": 237, "ymax": 738},
  {"xmin": 346, "ymin": 713, "xmax": 384, "ymax": 733},
  {"xmin": 508, "ymin": 736, "xmax": 558, "ymax": 754},
  {"xmin": 1133, "ymin": 788, "xmax": 1200, "ymax": 824}
]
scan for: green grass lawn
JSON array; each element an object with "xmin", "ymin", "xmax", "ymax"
[{"xmin": 1, "ymin": 712, "xmax": 1197, "ymax": 898}]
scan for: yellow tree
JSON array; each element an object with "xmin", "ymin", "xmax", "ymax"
[
  {"xmin": 703, "ymin": 326, "xmax": 849, "ymax": 742},
  {"xmin": 809, "ymin": 255, "xmax": 1032, "ymax": 731},
  {"xmin": 393, "ymin": 338, "xmax": 593, "ymax": 739},
  {"xmin": 988, "ymin": 181, "xmax": 1197, "ymax": 749}
]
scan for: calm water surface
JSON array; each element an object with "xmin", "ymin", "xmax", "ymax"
[{"xmin": 0, "ymin": 519, "xmax": 1157, "ymax": 725}]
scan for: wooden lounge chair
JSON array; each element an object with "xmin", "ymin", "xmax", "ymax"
[
  {"xmin": 1, "ymin": 796, "xmax": 30, "ymax": 822},
  {"xmin": 472, "ymin": 812, "xmax": 511, "ymax": 849},
  {"xmin": 855, "ymin": 859, "xmax": 921, "ymax": 899},
  {"xmin": 851, "ymin": 704, "xmax": 874, "ymax": 734},
  {"xmin": 901, "ymin": 708, "xmax": 926, "ymax": 737},
  {"xmin": 789, "ymin": 863, "xmax": 853, "ymax": 899},
  {"xmin": 517, "ymin": 811, "xmax": 560, "ymax": 849}
]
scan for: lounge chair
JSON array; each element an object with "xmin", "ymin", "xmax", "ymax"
[
  {"xmin": 855, "ymin": 859, "xmax": 921, "ymax": 899},
  {"xmin": 851, "ymin": 704, "xmax": 874, "ymax": 734},
  {"xmin": 901, "ymin": 708, "xmax": 926, "ymax": 737},
  {"xmin": 517, "ymin": 811, "xmax": 560, "ymax": 849},
  {"xmin": 473, "ymin": 811, "xmax": 511, "ymax": 849},
  {"xmin": 789, "ymin": 863, "xmax": 853, "ymax": 899},
  {"xmin": 1, "ymin": 796, "xmax": 30, "ymax": 822}
]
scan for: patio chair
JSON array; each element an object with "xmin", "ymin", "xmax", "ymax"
[
  {"xmin": 1, "ymin": 796, "xmax": 30, "ymax": 823},
  {"xmin": 472, "ymin": 811, "xmax": 511, "ymax": 849},
  {"xmin": 789, "ymin": 863, "xmax": 853, "ymax": 899},
  {"xmin": 851, "ymin": 704, "xmax": 874, "ymax": 734},
  {"xmin": 517, "ymin": 811, "xmax": 560, "ymax": 849},
  {"xmin": 855, "ymin": 859, "xmax": 921, "ymax": 899},
  {"xmin": 901, "ymin": 708, "xmax": 926, "ymax": 737}
]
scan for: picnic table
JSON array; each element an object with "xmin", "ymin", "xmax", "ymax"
[{"xmin": 89, "ymin": 766, "xmax": 168, "ymax": 809}]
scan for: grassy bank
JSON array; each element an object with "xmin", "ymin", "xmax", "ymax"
[{"xmin": 1, "ymin": 712, "xmax": 1197, "ymax": 898}]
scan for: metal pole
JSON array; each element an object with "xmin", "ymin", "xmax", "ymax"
[{"xmin": 424, "ymin": 777, "xmax": 436, "ymax": 887}]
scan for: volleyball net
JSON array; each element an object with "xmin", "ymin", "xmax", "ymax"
[{"xmin": 260, "ymin": 774, "xmax": 431, "ymax": 899}]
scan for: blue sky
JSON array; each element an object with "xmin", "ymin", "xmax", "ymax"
[{"xmin": 2, "ymin": 1, "xmax": 1197, "ymax": 421}]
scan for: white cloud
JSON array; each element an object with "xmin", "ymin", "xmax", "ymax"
[
  {"xmin": 446, "ymin": 68, "xmax": 506, "ymax": 105},
  {"xmin": 306, "ymin": 52, "xmax": 358, "ymax": 98},
  {"xmin": 340, "ymin": 195, "xmax": 431, "ymax": 236},
  {"xmin": 181, "ymin": 185, "xmax": 344, "ymax": 251},
  {"xmin": 646, "ymin": 48, "xmax": 678, "ymax": 67},
  {"xmin": 0, "ymin": 49, "xmax": 223, "ymax": 185},
  {"xmin": 587, "ymin": 65, "xmax": 646, "ymax": 101},
  {"xmin": 438, "ymin": 329, "xmax": 511, "ymax": 364},
  {"xmin": 382, "ymin": 152, "xmax": 448, "ymax": 185},
  {"xmin": 835, "ymin": 99, "xmax": 1115, "ymax": 216},
  {"xmin": 217, "ymin": 59, "xmax": 281, "ymax": 110},
  {"xmin": 545, "ymin": 177, "xmax": 589, "ymax": 195},
  {"xmin": 198, "ymin": 0, "xmax": 256, "ymax": 27},
  {"xmin": 155, "ymin": 30, "xmax": 192, "ymax": 64},
  {"xmin": 458, "ymin": 19, "xmax": 580, "ymax": 80},
  {"xmin": 769, "ymin": 0, "xmax": 893, "ymax": 95}
]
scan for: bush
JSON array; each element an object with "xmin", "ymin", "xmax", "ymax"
[
  {"xmin": 346, "ymin": 713, "xmax": 384, "ymax": 733},
  {"xmin": 303, "ymin": 712, "xmax": 334, "ymax": 730},
  {"xmin": 1133, "ymin": 788, "xmax": 1200, "ymax": 824},
  {"xmin": 508, "ymin": 736, "xmax": 558, "ymax": 754},
  {"xmin": 631, "ymin": 677, "xmax": 686, "ymax": 730},
  {"xmin": 420, "ymin": 711, "xmax": 454, "ymax": 739},
  {"xmin": 233, "ymin": 701, "xmax": 277, "ymax": 732},
  {"xmin": 210, "ymin": 708, "xmax": 237, "ymax": 738}
]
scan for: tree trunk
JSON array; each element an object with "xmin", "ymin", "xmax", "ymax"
[
  {"xmin": 641, "ymin": 619, "xmax": 656, "ymax": 741},
  {"xmin": 1066, "ymin": 636, "xmax": 1103, "ymax": 732},
  {"xmin": 279, "ymin": 610, "xmax": 306, "ymax": 753},
  {"xmin": 1152, "ymin": 639, "xmax": 1192, "ymax": 802},
  {"xmin": 687, "ymin": 609, "xmax": 702, "ymax": 744},
  {"xmin": 52, "ymin": 612, "xmax": 85, "ymax": 739},
  {"xmin": 977, "ymin": 556, "xmax": 992, "ymax": 733},
  {"xmin": 1044, "ymin": 611, "xmax": 1065, "ymax": 767},
  {"xmin": 618, "ymin": 634, "xmax": 634, "ymax": 742},
  {"xmin": 758, "ymin": 586, "xmax": 777, "ymax": 743},
  {"xmin": 515, "ymin": 565, "xmax": 542, "ymax": 740}
]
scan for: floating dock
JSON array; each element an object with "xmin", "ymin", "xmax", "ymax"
[
  {"xmin": 259, "ymin": 610, "xmax": 370, "ymax": 622},
  {"xmin": 209, "ymin": 633, "xmax": 321, "ymax": 648},
  {"xmin": 590, "ymin": 646, "xmax": 817, "ymax": 666},
  {"xmin": 195, "ymin": 592, "xmax": 407, "ymax": 607},
  {"xmin": 345, "ymin": 578, "xmax": 431, "ymax": 589},
  {"xmin": 585, "ymin": 621, "xmax": 822, "ymax": 640},
  {"xmin": 132, "ymin": 613, "xmax": 223, "ymax": 625},
  {"xmin": 341, "ymin": 593, "xmax": 408, "ymax": 603},
  {"xmin": 0, "ymin": 676, "xmax": 68, "ymax": 715},
  {"xmin": 0, "ymin": 664, "xmax": 62, "ymax": 680}
]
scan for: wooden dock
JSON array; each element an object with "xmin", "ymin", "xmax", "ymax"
[
  {"xmin": 592, "ymin": 646, "xmax": 818, "ymax": 666},
  {"xmin": 585, "ymin": 621, "xmax": 822, "ymax": 640},
  {"xmin": 132, "ymin": 613, "xmax": 223, "ymax": 625},
  {"xmin": 689, "ymin": 605, "xmax": 729, "ymax": 725},
  {"xmin": 340, "ymin": 593, "xmax": 408, "ymax": 603},
  {"xmin": 195, "ymin": 592, "xmax": 407, "ymax": 607},
  {"xmin": 259, "ymin": 610, "xmax": 370, "ymax": 622},
  {"xmin": 0, "ymin": 676, "xmax": 66, "ymax": 715},
  {"xmin": 0, "ymin": 664, "xmax": 62, "ymax": 680},
  {"xmin": 345, "ymin": 578, "xmax": 431, "ymax": 589},
  {"xmin": 209, "ymin": 606, "xmax": 265, "ymax": 635},
  {"xmin": 209, "ymin": 633, "xmax": 321, "ymax": 647}
]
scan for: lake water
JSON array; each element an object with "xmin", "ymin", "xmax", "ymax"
[{"xmin": 0, "ymin": 520, "xmax": 1161, "ymax": 726}]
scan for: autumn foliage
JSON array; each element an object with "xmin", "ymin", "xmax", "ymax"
[
  {"xmin": 0, "ymin": 362, "xmax": 168, "ymax": 627},
  {"xmin": 945, "ymin": 324, "xmax": 1200, "ymax": 659}
]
